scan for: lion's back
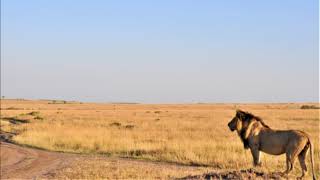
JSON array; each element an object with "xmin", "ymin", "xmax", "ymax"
[{"xmin": 259, "ymin": 129, "xmax": 308, "ymax": 155}]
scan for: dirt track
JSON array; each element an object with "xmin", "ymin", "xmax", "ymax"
[
  {"xmin": 1, "ymin": 141, "xmax": 216, "ymax": 179},
  {"xmin": 0, "ymin": 142, "xmax": 74, "ymax": 179},
  {"xmin": 0, "ymin": 141, "xmax": 284, "ymax": 179}
]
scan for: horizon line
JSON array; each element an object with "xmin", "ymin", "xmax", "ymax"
[{"xmin": 1, "ymin": 97, "xmax": 319, "ymax": 105}]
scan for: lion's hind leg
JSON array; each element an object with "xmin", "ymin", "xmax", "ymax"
[
  {"xmin": 297, "ymin": 144, "xmax": 309, "ymax": 179},
  {"xmin": 284, "ymin": 139, "xmax": 308, "ymax": 178},
  {"xmin": 284, "ymin": 146, "xmax": 302, "ymax": 175}
]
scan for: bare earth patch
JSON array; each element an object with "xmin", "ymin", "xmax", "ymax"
[{"xmin": 0, "ymin": 142, "xmax": 73, "ymax": 179}]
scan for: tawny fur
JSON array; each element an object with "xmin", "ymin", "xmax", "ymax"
[{"xmin": 228, "ymin": 110, "xmax": 316, "ymax": 180}]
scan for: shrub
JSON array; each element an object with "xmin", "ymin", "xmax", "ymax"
[
  {"xmin": 28, "ymin": 111, "xmax": 40, "ymax": 116},
  {"xmin": 34, "ymin": 116, "xmax": 44, "ymax": 120},
  {"xmin": 300, "ymin": 105, "xmax": 319, "ymax": 109},
  {"xmin": 125, "ymin": 125, "xmax": 135, "ymax": 129},
  {"xmin": 109, "ymin": 122, "xmax": 121, "ymax": 127}
]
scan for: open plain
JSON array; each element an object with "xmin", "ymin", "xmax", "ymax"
[{"xmin": 0, "ymin": 99, "xmax": 319, "ymax": 179}]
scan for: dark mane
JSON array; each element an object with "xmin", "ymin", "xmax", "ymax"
[
  {"xmin": 236, "ymin": 110, "xmax": 270, "ymax": 149},
  {"xmin": 238, "ymin": 110, "xmax": 270, "ymax": 128}
]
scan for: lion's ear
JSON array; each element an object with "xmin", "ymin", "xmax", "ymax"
[{"xmin": 236, "ymin": 110, "xmax": 244, "ymax": 120}]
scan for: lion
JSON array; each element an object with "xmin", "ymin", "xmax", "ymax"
[{"xmin": 227, "ymin": 110, "xmax": 316, "ymax": 180}]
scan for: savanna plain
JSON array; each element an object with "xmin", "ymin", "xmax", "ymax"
[{"xmin": 0, "ymin": 99, "xmax": 319, "ymax": 179}]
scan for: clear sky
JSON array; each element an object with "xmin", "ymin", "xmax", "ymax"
[{"xmin": 1, "ymin": 0, "xmax": 318, "ymax": 103}]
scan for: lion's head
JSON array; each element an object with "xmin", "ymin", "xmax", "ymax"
[
  {"xmin": 228, "ymin": 110, "xmax": 257, "ymax": 149},
  {"xmin": 228, "ymin": 110, "xmax": 251, "ymax": 132}
]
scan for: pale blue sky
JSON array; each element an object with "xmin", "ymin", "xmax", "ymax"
[{"xmin": 1, "ymin": 0, "xmax": 318, "ymax": 103}]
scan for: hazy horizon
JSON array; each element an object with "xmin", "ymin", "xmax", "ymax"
[
  {"xmin": 1, "ymin": 97, "xmax": 320, "ymax": 104},
  {"xmin": 1, "ymin": 0, "xmax": 319, "ymax": 103}
]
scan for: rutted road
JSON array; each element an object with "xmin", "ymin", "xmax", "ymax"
[{"xmin": 0, "ymin": 142, "xmax": 73, "ymax": 179}]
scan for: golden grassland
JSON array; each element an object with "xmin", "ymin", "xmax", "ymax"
[{"xmin": 1, "ymin": 99, "xmax": 319, "ymax": 179}]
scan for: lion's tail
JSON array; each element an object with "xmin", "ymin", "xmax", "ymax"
[{"xmin": 308, "ymin": 137, "xmax": 316, "ymax": 180}]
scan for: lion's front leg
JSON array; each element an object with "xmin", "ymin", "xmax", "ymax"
[{"xmin": 250, "ymin": 145, "xmax": 261, "ymax": 167}]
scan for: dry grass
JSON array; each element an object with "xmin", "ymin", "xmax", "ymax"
[
  {"xmin": 1, "ymin": 99, "xmax": 319, "ymax": 179},
  {"xmin": 47, "ymin": 157, "xmax": 217, "ymax": 179}
]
